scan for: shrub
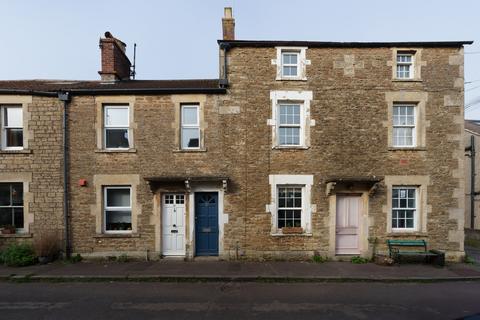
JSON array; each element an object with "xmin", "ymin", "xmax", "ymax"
[
  {"xmin": 0, "ymin": 243, "xmax": 36, "ymax": 267},
  {"xmin": 351, "ymin": 256, "xmax": 369, "ymax": 264},
  {"xmin": 67, "ymin": 253, "xmax": 83, "ymax": 264},
  {"xmin": 312, "ymin": 255, "xmax": 328, "ymax": 263},
  {"xmin": 464, "ymin": 255, "xmax": 476, "ymax": 265},
  {"xmin": 34, "ymin": 231, "xmax": 61, "ymax": 258},
  {"xmin": 118, "ymin": 254, "xmax": 129, "ymax": 263}
]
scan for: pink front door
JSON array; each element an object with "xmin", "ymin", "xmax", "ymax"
[{"xmin": 335, "ymin": 195, "xmax": 362, "ymax": 255}]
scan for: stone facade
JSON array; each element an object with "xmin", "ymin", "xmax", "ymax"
[{"xmin": 0, "ymin": 35, "xmax": 469, "ymax": 262}]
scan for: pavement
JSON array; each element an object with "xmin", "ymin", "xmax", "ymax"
[{"xmin": 0, "ymin": 259, "xmax": 480, "ymax": 282}]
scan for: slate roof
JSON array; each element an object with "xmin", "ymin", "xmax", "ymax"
[{"xmin": 0, "ymin": 79, "xmax": 225, "ymax": 95}]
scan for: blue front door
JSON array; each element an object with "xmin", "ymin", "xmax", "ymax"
[{"xmin": 195, "ymin": 192, "xmax": 219, "ymax": 256}]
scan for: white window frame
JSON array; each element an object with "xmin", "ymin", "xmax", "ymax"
[
  {"xmin": 273, "ymin": 47, "xmax": 309, "ymax": 81},
  {"xmin": 103, "ymin": 186, "xmax": 132, "ymax": 234},
  {"xmin": 277, "ymin": 102, "xmax": 304, "ymax": 147},
  {"xmin": 392, "ymin": 186, "xmax": 418, "ymax": 232},
  {"xmin": 267, "ymin": 174, "xmax": 314, "ymax": 235},
  {"xmin": 281, "ymin": 51, "xmax": 300, "ymax": 78},
  {"xmin": 392, "ymin": 104, "xmax": 416, "ymax": 148},
  {"xmin": 1, "ymin": 105, "xmax": 23, "ymax": 151},
  {"xmin": 103, "ymin": 105, "xmax": 130, "ymax": 150},
  {"xmin": 276, "ymin": 185, "xmax": 304, "ymax": 229},
  {"xmin": 180, "ymin": 104, "xmax": 200, "ymax": 150},
  {"xmin": 269, "ymin": 91, "xmax": 313, "ymax": 149},
  {"xmin": 396, "ymin": 52, "xmax": 414, "ymax": 79},
  {"xmin": 0, "ymin": 182, "xmax": 25, "ymax": 232}
]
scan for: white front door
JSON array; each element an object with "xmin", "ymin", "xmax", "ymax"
[
  {"xmin": 335, "ymin": 195, "xmax": 362, "ymax": 255},
  {"xmin": 162, "ymin": 194, "xmax": 186, "ymax": 256}
]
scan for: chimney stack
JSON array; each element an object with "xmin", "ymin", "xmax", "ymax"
[
  {"xmin": 222, "ymin": 7, "xmax": 235, "ymax": 41},
  {"xmin": 98, "ymin": 32, "xmax": 132, "ymax": 81}
]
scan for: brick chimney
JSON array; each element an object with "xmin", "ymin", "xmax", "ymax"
[
  {"xmin": 222, "ymin": 7, "xmax": 235, "ymax": 41},
  {"xmin": 98, "ymin": 32, "xmax": 132, "ymax": 81}
]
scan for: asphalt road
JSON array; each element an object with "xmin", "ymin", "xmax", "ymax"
[{"xmin": 0, "ymin": 281, "xmax": 479, "ymax": 320}]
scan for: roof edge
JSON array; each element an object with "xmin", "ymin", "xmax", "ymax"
[
  {"xmin": 0, "ymin": 87, "xmax": 227, "ymax": 96},
  {"xmin": 217, "ymin": 39, "xmax": 474, "ymax": 48}
]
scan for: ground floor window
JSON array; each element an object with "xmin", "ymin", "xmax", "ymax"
[
  {"xmin": 392, "ymin": 186, "xmax": 417, "ymax": 230},
  {"xmin": 0, "ymin": 182, "xmax": 24, "ymax": 230},
  {"xmin": 104, "ymin": 186, "xmax": 132, "ymax": 233},
  {"xmin": 277, "ymin": 186, "xmax": 302, "ymax": 228}
]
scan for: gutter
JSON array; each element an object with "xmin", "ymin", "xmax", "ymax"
[
  {"xmin": 0, "ymin": 87, "xmax": 227, "ymax": 96},
  {"xmin": 58, "ymin": 91, "xmax": 72, "ymax": 259},
  {"xmin": 0, "ymin": 89, "xmax": 58, "ymax": 97}
]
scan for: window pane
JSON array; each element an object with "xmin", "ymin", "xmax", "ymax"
[
  {"xmin": 283, "ymin": 66, "xmax": 298, "ymax": 76},
  {"xmin": 6, "ymin": 128, "xmax": 23, "ymax": 147},
  {"xmin": 105, "ymin": 210, "xmax": 132, "ymax": 231},
  {"xmin": 0, "ymin": 184, "xmax": 10, "ymax": 206},
  {"xmin": 181, "ymin": 128, "xmax": 200, "ymax": 149},
  {"xmin": 0, "ymin": 207, "xmax": 13, "ymax": 226},
  {"xmin": 279, "ymin": 127, "xmax": 300, "ymax": 145},
  {"xmin": 279, "ymin": 105, "xmax": 300, "ymax": 125},
  {"xmin": 13, "ymin": 207, "xmax": 23, "ymax": 229},
  {"xmin": 4, "ymin": 107, "xmax": 22, "ymax": 127},
  {"xmin": 105, "ymin": 107, "xmax": 129, "ymax": 126},
  {"xmin": 182, "ymin": 106, "xmax": 198, "ymax": 125},
  {"xmin": 282, "ymin": 53, "xmax": 297, "ymax": 64},
  {"xmin": 106, "ymin": 188, "xmax": 130, "ymax": 207},
  {"xmin": 106, "ymin": 129, "xmax": 129, "ymax": 148},
  {"xmin": 11, "ymin": 183, "xmax": 23, "ymax": 206}
]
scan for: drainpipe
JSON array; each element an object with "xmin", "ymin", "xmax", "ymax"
[
  {"xmin": 219, "ymin": 43, "xmax": 229, "ymax": 87},
  {"xmin": 470, "ymin": 135, "xmax": 476, "ymax": 229},
  {"xmin": 58, "ymin": 91, "xmax": 71, "ymax": 258}
]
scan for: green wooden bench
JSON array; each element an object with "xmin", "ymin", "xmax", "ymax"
[{"xmin": 387, "ymin": 239, "xmax": 445, "ymax": 266}]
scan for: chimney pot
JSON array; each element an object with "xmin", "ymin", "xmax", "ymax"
[{"xmin": 222, "ymin": 7, "xmax": 235, "ymax": 41}]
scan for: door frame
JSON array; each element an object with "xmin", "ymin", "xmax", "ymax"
[
  {"xmin": 188, "ymin": 185, "xmax": 225, "ymax": 259},
  {"xmin": 328, "ymin": 191, "xmax": 369, "ymax": 257},
  {"xmin": 161, "ymin": 193, "xmax": 186, "ymax": 256}
]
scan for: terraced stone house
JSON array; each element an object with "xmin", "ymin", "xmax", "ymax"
[{"xmin": 0, "ymin": 8, "xmax": 471, "ymax": 261}]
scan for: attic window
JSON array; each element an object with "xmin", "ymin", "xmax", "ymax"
[{"xmin": 273, "ymin": 47, "xmax": 310, "ymax": 81}]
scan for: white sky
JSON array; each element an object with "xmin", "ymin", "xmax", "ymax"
[{"xmin": 0, "ymin": 0, "xmax": 479, "ymax": 118}]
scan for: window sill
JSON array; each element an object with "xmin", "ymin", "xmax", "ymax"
[
  {"xmin": 94, "ymin": 233, "xmax": 140, "ymax": 238},
  {"xmin": 273, "ymin": 146, "xmax": 310, "ymax": 150},
  {"xmin": 0, "ymin": 233, "xmax": 32, "ymax": 238},
  {"xmin": 275, "ymin": 77, "xmax": 308, "ymax": 81},
  {"xmin": 392, "ymin": 79, "xmax": 423, "ymax": 83},
  {"xmin": 95, "ymin": 149, "xmax": 137, "ymax": 153},
  {"xmin": 0, "ymin": 149, "xmax": 32, "ymax": 154},
  {"xmin": 172, "ymin": 148, "xmax": 207, "ymax": 153},
  {"xmin": 387, "ymin": 232, "xmax": 427, "ymax": 237},
  {"xmin": 388, "ymin": 147, "xmax": 426, "ymax": 151},
  {"xmin": 271, "ymin": 233, "xmax": 313, "ymax": 237}
]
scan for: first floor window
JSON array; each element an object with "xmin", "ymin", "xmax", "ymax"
[
  {"xmin": 0, "ymin": 183, "xmax": 24, "ymax": 230},
  {"xmin": 392, "ymin": 186, "xmax": 417, "ymax": 230},
  {"xmin": 277, "ymin": 186, "xmax": 302, "ymax": 228},
  {"xmin": 393, "ymin": 104, "xmax": 416, "ymax": 147},
  {"xmin": 104, "ymin": 186, "xmax": 132, "ymax": 233},
  {"xmin": 278, "ymin": 103, "xmax": 302, "ymax": 146},
  {"xmin": 1, "ymin": 105, "xmax": 23, "ymax": 149},
  {"xmin": 181, "ymin": 104, "xmax": 200, "ymax": 149},
  {"xmin": 396, "ymin": 53, "xmax": 413, "ymax": 79},
  {"xmin": 104, "ymin": 105, "xmax": 130, "ymax": 149}
]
